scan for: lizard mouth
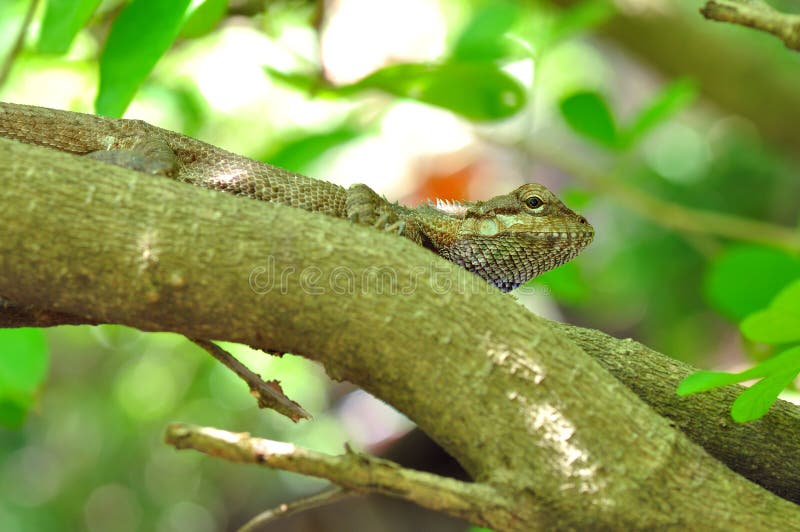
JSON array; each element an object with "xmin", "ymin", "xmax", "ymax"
[
  {"xmin": 542, "ymin": 231, "xmax": 594, "ymax": 238},
  {"xmin": 536, "ymin": 230, "xmax": 594, "ymax": 247}
]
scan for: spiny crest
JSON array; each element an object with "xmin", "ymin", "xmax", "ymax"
[{"xmin": 429, "ymin": 198, "xmax": 469, "ymax": 218}]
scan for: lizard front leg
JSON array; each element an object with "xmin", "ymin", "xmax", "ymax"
[
  {"xmin": 84, "ymin": 135, "xmax": 180, "ymax": 176},
  {"xmin": 345, "ymin": 184, "xmax": 433, "ymax": 248},
  {"xmin": 345, "ymin": 184, "xmax": 404, "ymax": 233}
]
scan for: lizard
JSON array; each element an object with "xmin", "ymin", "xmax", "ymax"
[{"xmin": 0, "ymin": 101, "xmax": 593, "ymax": 291}]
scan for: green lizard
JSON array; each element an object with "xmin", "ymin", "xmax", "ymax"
[{"xmin": 0, "ymin": 101, "xmax": 593, "ymax": 291}]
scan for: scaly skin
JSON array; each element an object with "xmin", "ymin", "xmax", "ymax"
[{"xmin": 0, "ymin": 102, "xmax": 593, "ymax": 291}]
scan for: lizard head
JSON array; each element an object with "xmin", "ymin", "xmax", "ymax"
[{"xmin": 433, "ymin": 183, "xmax": 594, "ymax": 292}]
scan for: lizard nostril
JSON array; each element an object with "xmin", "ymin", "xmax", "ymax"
[{"xmin": 578, "ymin": 216, "xmax": 588, "ymax": 224}]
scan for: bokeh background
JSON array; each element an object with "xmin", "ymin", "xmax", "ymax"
[{"xmin": 1, "ymin": 0, "xmax": 799, "ymax": 530}]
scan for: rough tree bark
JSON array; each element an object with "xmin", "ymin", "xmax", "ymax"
[{"xmin": 1, "ymin": 138, "xmax": 798, "ymax": 529}]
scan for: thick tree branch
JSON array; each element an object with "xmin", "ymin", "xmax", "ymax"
[
  {"xmin": 0, "ymin": 297, "xmax": 95, "ymax": 327},
  {"xmin": 8, "ymin": 293, "xmax": 800, "ymax": 503},
  {"xmin": 701, "ymin": 1, "xmax": 800, "ymax": 51},
  {"xmin": 1, "ymin": 138, "xmax": 798, "ymax": 528},
  {"xmin": 551, "ymin": 321, "xmax": 800, "ymax": 504}
]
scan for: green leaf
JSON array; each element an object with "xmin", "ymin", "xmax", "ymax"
[
  {"xmin": 0, "ymin": 328, "xmax": 49, "ymax": 391},
  {"xmin": 263, "ymin": 67, "xmax": 324, "ymax": 94},
  {"xmin": 341, "ymin": 62, "xmax": 526, "ymax": 121},
  {"xmin": 731, "ymin": 366, "xmax": 800, "ymax": 422},
  {"xmin": 0, "ymin": 328, "xmax": 49, "ymax": 428},
  {"xmin": 37, "ymin": 0, "xmax": 101, "ymax": 54},
  {"xmin": 559, "ymin": 91, "xmax": 618, "ymax": 148},
  {"xmin": 181, "ymin": 0, "xmax": 227, "ymax": 38},
  {"xmin": 622, "ymin": 79, "xmax": 696, "ymax": 147},
  {"xmin": 96, "ymin": 0, "xmax": 192, "ymax": 117},
  {"xmin": 676, "ymin": 370, "xmax": 744, "ymax": 396},
  {"xmin": 678, "ymin": 345, "xmax": 800, "ymax": 395},
  {"xmin": 265, "ymin": 61, "xmax": 526, "ymax": 121},
  {"xmin": 0, "ymin": 399, "xmax": 28, "ymax": 429},
  {"xmin": 545, "ymin": 0, "xmax": 614, "ymax": 47},
  {"xmin": 741, "ymin": 312, "xmax": 800, "ymax": 344},
  {"xmin": 452, "ymin": 2, "xmax": 520, "ymax": 61},
  {"xmin": 740, "ymin": 279, "xmax": 800, "ymax": 343},
  {"xmin": 267, "ymin": 126, "xmax": 363, "ymax": 174},
  {"xmin": 704, "ymin": 245, "xmax": 800, "ymax": 322},
  {"xmin": 773, "ymin": 278, "xmax": 800, "ymax": 310}
]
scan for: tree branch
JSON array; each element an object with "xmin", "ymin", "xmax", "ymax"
[
  {"xmin": 238, "ymin": 486, "xmax": 349, "ymax": 532},
  {"xmin": 550, "ymin": 321, "xmax": 800, "ymax": 504},
  {"xmin": 165, "ymin": 423, "xmax": 510, "ymax": 527},
  {"xmin": 191, "ymin": 339, "xmax": 311, "ymax": 422},
  {"xmin": 7, "ymin": 293, "xmax": 800, "ymax": 503},
  {"xmin": 701, "ymin": 1, "xmax": 800, "ymax": 51},
  {"xmin": 1, "ymin": 138, "xmax": 798, "ymax": 528}
]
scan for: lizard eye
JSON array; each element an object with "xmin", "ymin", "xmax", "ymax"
[{"xmin": 525, "ymin": 196, "xmax": 544, "ymax": 210}]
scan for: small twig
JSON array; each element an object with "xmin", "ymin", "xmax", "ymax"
[
  {"xmin": 238, "ymin": 486, "xmax": 350, "ymax": 532},
  {"xmin": 701, "ymin": 0, "xmax": 800, "ymax": 51},
  {"xmin": 164, "ymin": 423, "xmax": 510, "ymax": 526},
  {"xmin": 0, "ymin": 0, "xmax": 40, "ymax": 88},
  {"xmin": 190, "ymin": 339, "xmax": 311, "ymax": 422}
]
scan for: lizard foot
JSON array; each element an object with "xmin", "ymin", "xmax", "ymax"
[
  {"xmin": 346, "ymin": 183, "xmax": 402, "ymax": 232},
  {"xmin": 85, "ymin": 136, "xmax": 180, "ymax": 177},
  {"xmin": 372, "ymin": 212, "xmax": 406, "ymax": 236}
]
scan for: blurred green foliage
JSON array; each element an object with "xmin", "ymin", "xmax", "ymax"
[
  {"xmin": 338, "ymin": 62, "xmax": 526, "ymax": 121},
  {"xmin": 97, "ymin": 0, "xmax": 192, "ymax": 116},
  {"xmin": 559, "ymin": 79, "xmax": 696, "ymax": 150},
  {"xmin": 552, "ymin": 42, "xmax": 799, "ymax": 420},
  {"xmin": 705, "ymin": 245, "xmax": 800, "ymax": 322},
  {"xmin": 559, "ymin": 90, "xmax": 618, "ymax": 148},
  {"xmin": 1, "ymin": 327, "xmax": 339, "ymax": 531},
  {"xmin": 451, "ymin": 1, "xmax": 519, "ymax": 61},
  {"xmin": 0, "ymin": 329, "xmax": 47, "ymax": 428},
  {"xmin": 37, "ymin": 0, "xmax": 101, "ymax": 53},
  {"xmin": 1, "ymin": 0, "xmax": 800, "ymax": 529},
  {"xmin": 264, "ymin": 1, "xmax": 530, "ymax": 121},
  {"xmin": 180, "ymin": 0, "xmax": 227, "ymax": 39},
  {"xmin": 265, "ymin": 60, "xmax": 527, "ymax": 122}
]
